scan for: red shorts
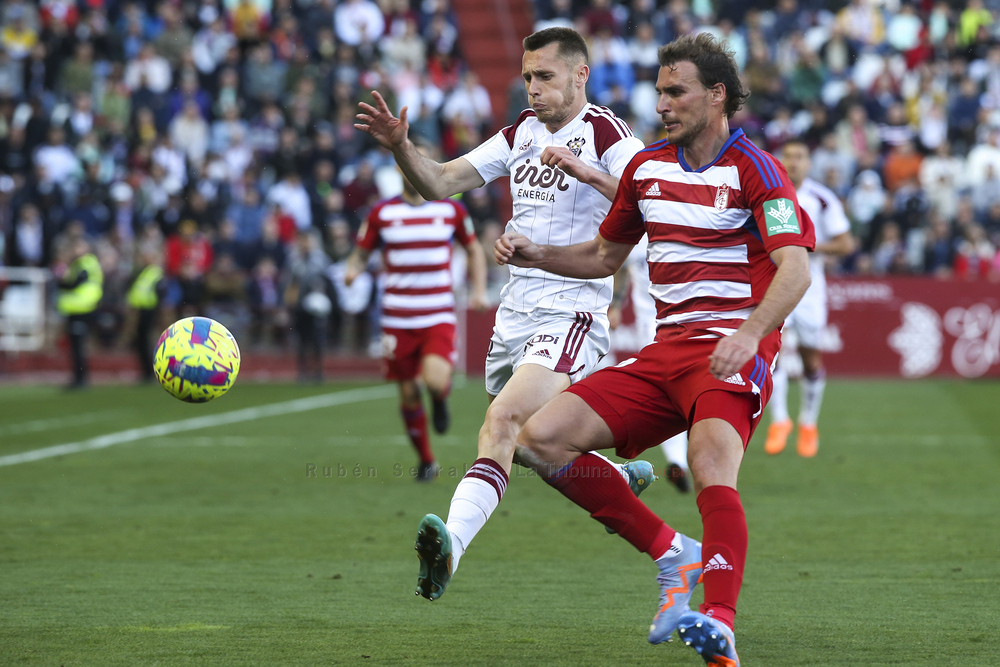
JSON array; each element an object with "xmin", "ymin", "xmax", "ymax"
[
  {"xmin": 567, "ymin": 325, "xmax": 781, "ymax": 459},
  {"xmin": 381, "ymin": 323, "xmax": 457, "ymax": 381}
]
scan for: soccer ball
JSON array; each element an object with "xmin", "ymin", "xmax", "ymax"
[{"xmin": 153, "ymin": 316, "xmax": 241, "ymax": 403}]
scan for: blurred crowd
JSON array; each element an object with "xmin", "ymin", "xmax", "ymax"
[
  {"xmin": 528, "ymin": 0, "xmax": 1000, "ymax": 280},
  {"xmin": 0, "ymin": 0, "xmax": 999, "ymax": 358}
]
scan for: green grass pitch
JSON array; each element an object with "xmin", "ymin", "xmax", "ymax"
[{"xmin": 1, "ymin": 378, "xmax": 998, "ymax": 665}]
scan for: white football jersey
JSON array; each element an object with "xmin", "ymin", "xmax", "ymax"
[
  {"xmin": 797, "ymin": 178, "xmax": 851, "ymax": 292},
  {"xmin": 464, "ymin": 104, "xmax": 643, "ymax": 314}
]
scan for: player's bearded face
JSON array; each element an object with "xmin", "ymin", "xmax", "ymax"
[
  {"xmin": 523, "ymin": 45, "xmax": 581, "ymax": 127},
  {"xmin": 655, "ymin": 62, "xmax": 714, "ymax": 148}
]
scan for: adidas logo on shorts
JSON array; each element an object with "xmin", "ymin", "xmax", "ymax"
[
  {"xmin": 723, "ymin": 373, "xmax": 745, "ymax": 386},
  {"xmin": 704, "ymin": 553, "xmax": 734, "ymax": 572},
  {"xmin": 645, "ymin": 182, "xmax": 661, "ymax": 197},
  {"xmin": 532, "ymin": 349, "xmax": 552, "ymax": 359}
]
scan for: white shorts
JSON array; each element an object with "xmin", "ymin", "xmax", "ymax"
[
  {"xmin": 784, "ymin": 281, "xmax": 827, "ymax": 350},
  {"xmin": 484, "ymin": 306, "xmax": 611, "ymax": 397}
]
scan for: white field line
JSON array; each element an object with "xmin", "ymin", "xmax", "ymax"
[
  {"xmin": 0, "ymin": 410, "xmax": 126, "ymax": 436},
  {"xmin": 0, "ymin": 385, "xmax": 396, "ymax": 467}
]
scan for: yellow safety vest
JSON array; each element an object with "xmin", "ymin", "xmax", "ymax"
[
  {"xmin": 57, "ymin": 253, "xmax": 104, "ymax": 315},
  {"xmin": 127, "ymin": 264, "xmax": 163, "ymax": 309}
]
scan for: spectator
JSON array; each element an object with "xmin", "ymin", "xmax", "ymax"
[
  {"xmin": 164, "ymin": 218, "xmax": 213, "ymax": 318},
  {"xmin": 34, "ymin": 126, "xmax": 81, "ymax": 186},
  {"xmin": 153, "ymin": 4, "xmax": 193, "ymax": 70},
  {"xmin": 243, "ymin": 43, "xmax": 288, "ymax": 106},
  {"xmin": 283, "ymin": 228, "xmax": 333, "ymax": 382},
  {"xmin": 835, "ymin": 104, "xmax": 881, "ymax": 168},
  {"xmin": 334, "ymin": 0, "xmax": 385, "ymax": 47},
  {"xmin": 920, "ymin": 141, "xmax": 967, "ymax": 221},
  {"xmin": 125, "ymin": 43, "xmax": 172, "ymax": 95},
  {"xmin": 267, "ymin": 171, "xmax": 311, "ymax": 232},
  {"xmin": 169, "ymin": 100, "xmax": 210, "ymax": 169},
  {"xmin": 967, "ymin": 126, "xmax": 1000, "ymax": 187},
  {"xmin": 588, "ymin": 25, "xmax": 634, "ymax": 104},
  {"xmin": 921, "ymin": 212, "xmax": 956, "ymax": 277},
  {"xmin": 192, "ymin": 17, "xmax": 236, "ymax": 77},
  {"xmin": 0, "ymin": 7, "xmax": 38, "ymax": 60}
]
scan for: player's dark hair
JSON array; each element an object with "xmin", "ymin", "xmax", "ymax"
[
  {"xmin": 779, "ymin": 138, "xmax": 810, "ymax": 155},
  {"xmin": 657, "ymin": 33, "xmax": 749, "ymax": 119},
  {"xmin": 523, "ymin": 27, "xmax": 589, "ymax": 65}
]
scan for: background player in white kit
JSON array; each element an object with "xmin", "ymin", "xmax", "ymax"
[
  {"xmin": 355, "ymin": 27, "xmax": 649, "ymax": 600},
  {"xmin": 764, "ymin": 140, "xmax": 855, "ymax": 458},
  {"xmin": 611, "ymin": 238, "xmax": 691, "ymax": 493}
]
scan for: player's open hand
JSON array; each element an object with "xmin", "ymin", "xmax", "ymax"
[
  {"xmin": 708, "ymin": 330, "xmax": 759, "ymax": 381},
  {"xmin": 539, "ymin": 146, "xmax": 590, "ymax": 182},
  {"xmin": 494, "ymin": 231, "xmax": 542, "ymax": 267},
  {"xmin": 355, "ymin": 91, "xmax": 409, "ymax": 150}
]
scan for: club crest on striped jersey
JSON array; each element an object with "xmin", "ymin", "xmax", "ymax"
[
  {"xmin": 566, "ymin": 136, "xmax": 586, "ymax": 157},
  {"xmin": 714, "ymin": 183, "xmax": 730, "ymax": 211}
]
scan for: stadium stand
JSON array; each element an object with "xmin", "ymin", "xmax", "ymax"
[{"xmin": 0, "ymin": 0, "xmax": 999, "ymax": 373}]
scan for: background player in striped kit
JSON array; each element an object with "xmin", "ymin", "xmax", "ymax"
[
  {"xmin": 495, "ymin": 33, "xmax": 814, "ymax": 665},
  {"xmin": 764, "ymin": 139, "xmax": 855, "ymax": 458},
  {"xmin": 345, "ymin": 145, "xmax": 489, "ymax": 482},
  {"xmin": 356, "ymin": 27, "xmax": 653, "ymax": 600}
]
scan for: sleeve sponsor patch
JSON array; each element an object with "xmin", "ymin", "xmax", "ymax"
[{"xmin": 763, "ymin": 198, "xmax": 800, "ymax": 236}]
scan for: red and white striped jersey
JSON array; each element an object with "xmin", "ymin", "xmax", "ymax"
[
  {"xmin": 600, "ymin": 129, "xmax": 815, "ymax": 333},
  {"xmin": 358, "ymin": 196, "xmax": 477, "ymax": 330},
  {"xmin": 464, "ymin": 104, "xmax": 643, "ymax": 314}
]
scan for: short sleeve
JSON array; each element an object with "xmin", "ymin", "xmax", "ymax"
[
  {"xmin": 602, "ymin": 136, "xmax": 645, "ymax": 179},
  {"xmin": 356, "ymin": 206, "xmax": 382, "ymax": 251},
  {"xmin": 463, "ymin": 131, "xmax": 512, "ymax": 185},
  {"xmin": 451, "ymin": 200, "xmax": 477, "ymax": 246},
  {"xmin": 741, "ymin": 154, "xmax": 815, "ymax": 253},
  {"xmin": 598, "ymin": 159, "xmax": 645, "ymax": 245}
]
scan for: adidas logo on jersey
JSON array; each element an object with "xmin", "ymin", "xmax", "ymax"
[
  {"xmin": 645, "ymin": 182, "xmax": 661, "ymax": 197},
  {"xmin": 723, "ymin": 373, "xmax": 745, "ymax": 386},
  {"xmin": 704, "ymin": 553, "xmax": 734, "ymax": 572},
  {"xmin": 532, "ymin": 349, "xmax": 552, "ymax": 359}
]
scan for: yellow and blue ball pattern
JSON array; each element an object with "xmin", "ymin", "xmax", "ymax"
[{"xmin": 153, "ymin": 317, "xmax": 241, "ymax": 403}]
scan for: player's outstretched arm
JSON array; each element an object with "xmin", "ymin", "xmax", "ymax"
[
  {"xmin": 708, "ymin": 245, "xmax": 811, "ymax": 380},
  {"xmin": 494, "ymin": 231, "xmax": 632, "ymax": 279},
  {"xmin": 355, "ymin": 90, "xmax": 485, "ymax": 200}
]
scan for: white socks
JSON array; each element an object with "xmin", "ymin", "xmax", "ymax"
[
  {"xmin": 769, "ymin": 361, "xmax": 790, "ymax": 423},
  {"xmin": 445, "ymin": 459, "xmax": 508, "ymax": 573},
  {"xmin": 799, "ymin": 372, "xmax": 827, "ymax": 426}
]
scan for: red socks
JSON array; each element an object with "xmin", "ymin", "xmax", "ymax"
[
  {"xmin": 544, "ymin": 453, "xmax": 675, "ymax": 559},
  {"xmin": 697, "ymin": 485, "xmax": 747, "ymax": 631},
  {"xmin": 401, "ymin": 405, "xmax": 433, "ymax": 464}
]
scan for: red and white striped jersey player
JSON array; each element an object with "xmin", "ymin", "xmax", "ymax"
[
  {"xmin": 346, "ymin": 161, "xmax": 489, "ymax": 483},
  {"xmin": 495, "ymin": 33, "xmax": 815, "ymax": 663}
]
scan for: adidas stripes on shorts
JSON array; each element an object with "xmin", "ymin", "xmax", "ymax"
[{"xmin": 484, "ymin": 306, "xmax": 611, "ymax": 397}]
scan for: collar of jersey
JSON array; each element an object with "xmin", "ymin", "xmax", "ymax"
[{"xmin": 676, "ymin": 128, "xmax": 745, "ymax": 173}]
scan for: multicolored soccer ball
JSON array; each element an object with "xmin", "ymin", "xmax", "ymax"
[{"xmin": 153, "ymin": 317, "xmax": 241, "ymax": 403}]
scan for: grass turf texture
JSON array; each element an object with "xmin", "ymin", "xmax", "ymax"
[{"xmin": 0, "ymin": 378, "xmax": 998, "ymax": 665}]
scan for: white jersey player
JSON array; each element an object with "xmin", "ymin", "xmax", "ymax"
[
  {"xmin": 765, "ymin": 140, "xmax": 855, "ymax": 457},
  {"xmin": 356, "ymin": 27, "xmax": 648, "ymax": 601}
]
